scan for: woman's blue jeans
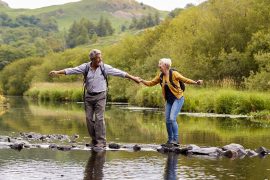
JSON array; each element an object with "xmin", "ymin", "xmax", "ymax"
[{"xmin": 165, "ymin": 96, "xmax": 184, "ymax": 143}]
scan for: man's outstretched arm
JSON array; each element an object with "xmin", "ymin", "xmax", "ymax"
[{"xmin": 49, "ymin": 70, "xmax": 66, "ymax": 76}]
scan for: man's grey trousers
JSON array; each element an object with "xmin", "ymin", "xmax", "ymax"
[{"xmin": 84, "ymin": 91, "xmax": 107, "ymax": 146}]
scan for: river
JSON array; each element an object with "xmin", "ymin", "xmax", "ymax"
[{"xmin": 0, "ymin": 97, "xmax": 270, "ymax": 179}]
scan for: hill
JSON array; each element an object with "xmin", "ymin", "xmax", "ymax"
[{"xmin": 0, "ymin": 0, "xmax": 167, "ymax": 30}]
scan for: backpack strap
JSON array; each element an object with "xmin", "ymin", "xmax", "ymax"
[
  {"xmin": 170, "ymin": 69, "xmax": 186, "ymax": 91},
  {"xmin": 100, "ymin": 63, "xmax": 109, "ymax": 101},
  {"xmin": 83, "ymin": 63, "xmax": 90, "ymax": 86},
  {"xmin": 159, "ymin": 72, "xmax": 163, "ymax": 86},
  {"xmin": 159, "ymin": 70, "xmax": 178, "ymax": 88},
  {"xmin": 83, "ymin": 63, "xmax": 90, "ymax": 101},
  {"xmin": 169, "ymin": 69, "xmax": 178, "ymax": 89},
  {"xmin": 100, "ymin": 63, "xmax": 108, "ymax": 88}
]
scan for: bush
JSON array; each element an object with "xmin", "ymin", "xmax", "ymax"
[{"xmin": 0, "ymin": 57, "xmax": 43, "ymax": 95}]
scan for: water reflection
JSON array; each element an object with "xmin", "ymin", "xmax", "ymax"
[
  {"xmin": 164, "ymin": 153, "xmax": 178, "ymax": 180},
  {"xmin": 1, "ymin": 96, "xmax": 270, "ymax": 148},
  {"xmin": 84, "ymin": 151, "xmax": 106, "ymax": 180}
]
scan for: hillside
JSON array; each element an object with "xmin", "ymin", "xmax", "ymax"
[
  {"xmin": 0, "ymin": 0, "xmax": 8, "ymax": 8},
  {"xmin": 0, "ymin": 0, "xmax": 167, "ymax": 30}
]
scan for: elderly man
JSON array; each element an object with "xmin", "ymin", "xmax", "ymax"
[
  {"xmin": 49, "ymin": 49, "xmax": 140, "ymax": 151},
  {"xmin": 139, "ymin": 58, "xmax": 203, "ymax": 146}
]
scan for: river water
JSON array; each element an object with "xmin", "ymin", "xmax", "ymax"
[{"xmin": 0, "ymin": 97, "xmax": 270, "ymax": 179}]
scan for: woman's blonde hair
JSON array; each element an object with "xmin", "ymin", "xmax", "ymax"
[{"xmin": 159, "ymin": 58, "xmax": 172, "ymax": 67}]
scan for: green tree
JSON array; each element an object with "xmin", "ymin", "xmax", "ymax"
[
  {"xmin": 66, "ymin": 21, "xmax": 80, "ymax": 48},
  {"xmin": 104, "ymin": 18, "xmax": 114, "ymax": 35},
  {"xmin": 96, "ymin": 16, "xmax": 106, "ymax": 36},
  {"xmin": 0, "ymin": 13, "xmax": 12, "ymax": 26},
  {"xmin": 0, "ymin": 57, "xmax": 42, "ymax": 95}
]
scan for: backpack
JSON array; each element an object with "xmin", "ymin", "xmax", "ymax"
[
  {"xmin": 83, "ymin": 62, "xmax": 108, "ymax": 100},
  {"xmin": 159, "ymin": 69, "xmax": 185, "ymax": 91}
]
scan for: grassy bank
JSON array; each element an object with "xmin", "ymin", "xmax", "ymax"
[
  {"xmin": 132, "ymin": 86, "xmax": 270, "ymax": 117},
  {"xmin": 25, "ymin": 82, "xmax": 270, "ymax": 117},
  {"xmin": 25, "ymin": 82, "xmax": 83, "ymax": 102}
]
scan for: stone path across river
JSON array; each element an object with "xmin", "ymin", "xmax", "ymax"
[{"xmin": 0, "ymin": 132, "xmax": 269, "ymax": 159}]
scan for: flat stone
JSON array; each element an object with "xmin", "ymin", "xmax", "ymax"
[
  {"xmin": 109, "ymin": 143, "xmax": 121, "ymax": 149},
  {"xmin": 256, "ymin": 147, "xmax": 269, "ymax": 156},
  {"xmin": 133, "ymin": 144, "xmax": 141, "ymax": 151},
  {"xmin": 57, "ymin": 146, "xmax": 72, "ymax": 151},
  {"xmin": 9, "ymin": 143, "xmax": 24, "ymax": 151},
  {"xmin": 223, "ymin": 150, "xmax": 238, "ymax": 158}
]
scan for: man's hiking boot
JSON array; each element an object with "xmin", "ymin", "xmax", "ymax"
[
  {"xmin": 93, "ymin": 146, "xmax": 105, "ymax": 152},
  {"xmin": 92, "ymin": 143, "xmax": 106, "ymax": 152}
]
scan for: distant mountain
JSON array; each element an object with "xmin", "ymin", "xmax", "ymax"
[
  {"xmin": 1, "ymin": 0, "xmax": 167, "ymax": 30},
  {"xmin": 0, "ymin": 0, "xmax": 9, "ymax": 8}
]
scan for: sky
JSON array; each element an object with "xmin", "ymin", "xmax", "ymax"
[{"xmin": 2, "ymin": 0, "xmax": 207, "ymax": 11}]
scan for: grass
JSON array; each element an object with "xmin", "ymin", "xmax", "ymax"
[
  {"xmin": 25, "ymin": 82, "xmax": 270, "ymax": 117},
  {"xmin": 25, "ymin": 82, "xmax": 84, "ymax": 102}
]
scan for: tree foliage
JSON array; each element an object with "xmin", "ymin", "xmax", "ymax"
[
  {"xmin": 129, "ymin": 12, "xmax": 160, "ymax": 30},
  {"xmin": 1, "ymin": 0, "xmax": 270, "ymax": 96},
  {"xmin": 0, "ymin": 13, "xmax": 65, "ymax": 69},
  {"xmin": 66, "ymin": 17, "xmax": 115, "ymax": 48}
]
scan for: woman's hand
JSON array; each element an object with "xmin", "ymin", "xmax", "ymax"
[{"xmin": 196, "ymin": 80, "xmax": 203, "ymax": 85}]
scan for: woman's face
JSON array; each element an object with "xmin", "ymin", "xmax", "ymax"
[{"xmin": 158, "ymin": 62, "xmax": 168, "ymax": 73}]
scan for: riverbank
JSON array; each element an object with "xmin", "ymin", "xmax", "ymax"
[{"xmin": 25, "ymin": 82, "xmax": 270, "ymax": 118}]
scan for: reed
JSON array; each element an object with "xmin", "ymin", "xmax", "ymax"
[
  {"xmin": 25, "ymin": 82, "xmax": 83, "ymax": 102},
  {"xmin": 25, "ymin": 82, "xmax": 270, "ymax": 115}
]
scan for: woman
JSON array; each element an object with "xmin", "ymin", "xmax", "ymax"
[{"xmin": 140, "ymin": 58, "xmax": 203, "ymax": 146}]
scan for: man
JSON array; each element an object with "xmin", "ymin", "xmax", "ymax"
[
  {"xmin": 49, "ymin": 49, "xmax": 140, "ymax": 151},
  {"xmin": 139, "ymin": 58, "xmax": 203, "ymax": 146}
]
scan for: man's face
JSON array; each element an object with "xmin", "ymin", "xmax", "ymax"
[{"xmin": 91, "ymin": 53, "xmax": 102, "ymax": 65}]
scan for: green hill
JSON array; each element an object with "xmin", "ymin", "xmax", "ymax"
[{"xmin": 0, "ymin": 0, "xmax": 167, "ymax": 31}]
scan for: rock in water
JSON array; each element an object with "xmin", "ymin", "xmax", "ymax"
[
  {"xmin": 222, "ymin": 143, "xmax": 247, "ymax": 157},
  {"xmin": 49, "ymin": 144, "xmax": 58, "ymax": 149},
  {"xmin": 109, "ymin": 143, "xmax": 120, "ymax": 149},
  {"xmin": 256, "ymin": 147, "xmax": 269, "ymax": 156},
  {"xmin": 133, "ymin": 144, "xmax": 141, "ymax": 151},
  {"xmin": 223, "ymin": 150, "xmax": 238, "ymax": 159},
  {"xmin": 9, "ymin": 143, "xmax": 24, "ymax": 151},
  {"xmin": 57, "ymin": 146, "xmax": 72, "ymax": 151}
]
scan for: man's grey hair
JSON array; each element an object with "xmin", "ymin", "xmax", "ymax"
[
  {"xmin": 159, "ymin": 58, "xmax": 172, "ymax": 67},
  {"xmin": 89, "ymin": 49, "xmax": 101, "ymax": 60}
]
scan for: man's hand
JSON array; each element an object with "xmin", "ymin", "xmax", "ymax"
[
  {"xmin": 125, "ymin": 74, "xmax": 142, "ymax": 84},
  {"xmin": 133, "ymin": 76, "xmax": 141, "ymax": 84},
  {"xmin": 49, "ymin": 70, "xmax": 65, "ymax": 76},
  {"xmin": 49, "ymin": 70, "xmax": 58, "ymax": 77}
]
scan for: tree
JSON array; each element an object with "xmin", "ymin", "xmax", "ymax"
[
  {"xmin": 168, "ymin": 8, "xmax": 183, "ymax": 18},
  {"xmin": 96, "ymin": 16, "xmax": 106, "ymax": 36},
  {"xmin": 66, "ymin": 21, "xmax": 80, "ymax": 48},
  {"xmin": 15, "ymin": 15, "xmax": 40, "ymax": 27},
  {"xmin": 104, "ymin": 18, "xmax": 114, "ymax": 35},
  {"xmin": 146, "ymin": 13, "xmax": 155, "ymax": 27},
  {"xmin": 0, "ymin": 13, "xmax": 12, "ymax": 26},
  {"xmin": 154, "ymin": 12, "xmax": 161, "ymax": 25}
]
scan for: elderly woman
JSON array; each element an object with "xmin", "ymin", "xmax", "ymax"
[{"xmin": 140, "ymin": 58, "xmax": 203, "ymax": 146}]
